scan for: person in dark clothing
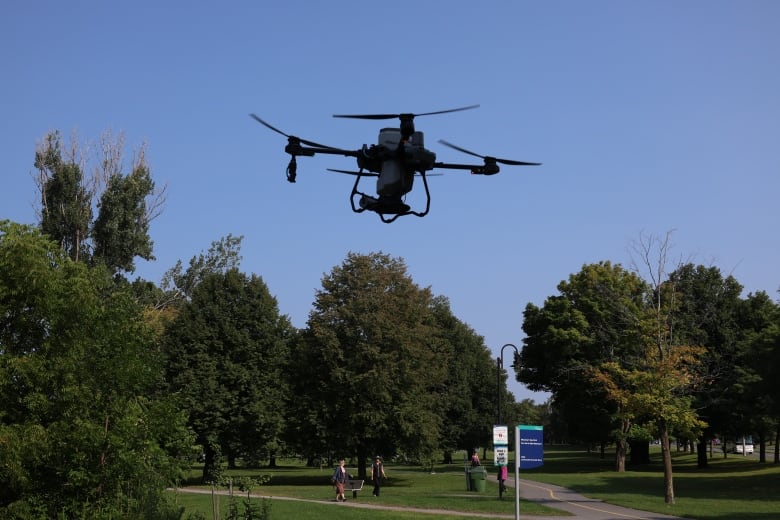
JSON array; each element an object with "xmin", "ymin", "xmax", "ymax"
[{"xmin": 370, "ymin": 456, "xmax": 387, "ymax": 496}]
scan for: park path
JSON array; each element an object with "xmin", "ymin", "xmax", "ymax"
[{"xmin": 175, "ymin": 477, "xmax": 686, "ymax": 520}]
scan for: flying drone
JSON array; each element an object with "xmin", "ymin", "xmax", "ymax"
[{"xmin": 250, "ymin": 105, "xmax": 540, "ymax": 223}]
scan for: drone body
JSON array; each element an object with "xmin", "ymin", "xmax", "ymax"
[{"xmin": 250, "ymin": 106, "xmax": 540, "ymax": 223}]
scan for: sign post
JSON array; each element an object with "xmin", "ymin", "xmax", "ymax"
[
  {"xmin": 515, "ymin": 425, "xmax": 544, "ymax": 520},
  {"xmin": 493, "ymin": 424, "xmax": 509, "ymax": 500},
  {"xmin": 493, "ymin": 425, "xmax": 509, "ymax": 499},
  {"xmin": 518, "ymin": 425, "xmax": 544, "ymax": 469}
]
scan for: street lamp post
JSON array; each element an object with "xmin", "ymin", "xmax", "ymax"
[
  {"xmin": 496, "ymin": 343, "xmax": 519, "ymax": 425},
  {"xmin": 495, "ymin": 343, "xmax": 520, "ymax": 520}
]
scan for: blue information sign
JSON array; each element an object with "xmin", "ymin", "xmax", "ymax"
[{"xmin": 518, "ymin": 425, "xmax": 544, "ymax": 469}]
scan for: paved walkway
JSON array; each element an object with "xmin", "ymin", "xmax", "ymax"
[
  {"xmin": 509, "ymin": 477, "xmax": 685, "ymax": 520},
  {"xmin": 175, "ymin": 477, "xmax": 685, "ymax": 520}
]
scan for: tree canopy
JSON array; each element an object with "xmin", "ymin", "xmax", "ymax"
[
  {"xmin": 284, "ymin": 253, "xmax": 510, "ymax": 475},
  {"xmin": 0, "ymin": 221, "xmax": 192, "ymax": 519},
  {"xmin": 162, "ymin": 268, "xmax": 293, "ymax": 482},
  {"xmin": 34, "ymin": 129, "xmax": 164, "ymax": 276}
]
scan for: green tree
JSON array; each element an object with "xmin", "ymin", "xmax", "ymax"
[
  {"xmin": 293, "ymin": 252, "xmax": 447, "ymax": 478},
  {"xmin": 0, "ymin": 221, "xmax": 192, "ymax": 519},
  {"xmin": 162, "ymin": 268, "xmax": 292, "ymax": 482},
  {"xmin": 158, "ymin": 234, "xmax": 243, "ymax": 308},
  {"xmin": 35, "ymin": 131, "xmax": 92, "ymax": 262},
  {"xmin": 92, "ymin": 163, "xmax": 155, "ymax": 273},
  {"xmin": 738, "ymin": 291, "xmax": 780, "ymax": 463},
  {"xmin": 429, "ymin": 296, "xmax": 498, "ymax": 463},
  {"xmin": 519, "ymin": 261, "xmax": 648, "ymax": 469},
  {"xmin": 630, "ymin": 231, "xmax": 708, "ymax": 504},
  {"xmin": 34, "ymin": 129, "xmax": 164, "ymax": 276},
  {"xmin": 663, "ymin": 264, "xmax": 755, "ymax": 467}
]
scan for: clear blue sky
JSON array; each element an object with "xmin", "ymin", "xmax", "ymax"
[{"xmin": 3, "ymin": 1, "xmax": 779, "ymax": 402}]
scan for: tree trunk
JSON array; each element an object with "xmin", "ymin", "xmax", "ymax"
[
  {"xmin": 357, "ymin": 447, "xmax": 368, "ymax": 480},
  {"xmin": 696, "ymin": 438, "xmax": 708, "ymax": 468},
  {"xmin": 629, "ymin": 440, "xmax": 650, "ymax": 465},
  {"xmin": 661, "ymin": 426, "xmax": 675, "ymax": 504},
  {"xmin": 775, "ymin": 426, "xmax": 780, "ymax": 464},
  {"xmin": 614, "ymin": 439, "xmax": 626, "ymax": 472}
]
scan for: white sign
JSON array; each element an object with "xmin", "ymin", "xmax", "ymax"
[
  {"xmin": 493, "ymin": 425, "xmax": 509, "ymax": 445},
  {"xmin": 494, "ymin": 446, "xmax": 509, "ymax": 466}
]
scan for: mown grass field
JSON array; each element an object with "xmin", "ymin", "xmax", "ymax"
[
  {"xmin": 171, "ymin": 446, "xmax": 780, "ymax": 519},
  {"xmin": 526, "ymin": 446, "xmax": 779, "ymax": 519}
]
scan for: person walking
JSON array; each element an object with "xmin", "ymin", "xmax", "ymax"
[
  {"xmin": 332, "ymin": 459, "xmax": 350, "ymax": 502},
  {"xmin": 497, "ymin": 465, "xmax": 508, "ymax": 498},
  {"xmin": 370, "ymin": 456, "xmax": 387, "ymax": 497}
]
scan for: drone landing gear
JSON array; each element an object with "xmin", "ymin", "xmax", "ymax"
[
  {"xmin": 359, "ymin": 195, "xmax": 411, "ymax": 216},
  {"xmin": 349, "ymin": 170, "xmax": 432, "ymax": 224}
]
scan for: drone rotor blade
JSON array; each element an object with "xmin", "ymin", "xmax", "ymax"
[
  {"xmin": 327, "ymin": 168, "xmax": 379, "ymax": 177},
  {"xmin": 494, "ymin": 158, "xmax": 542, "ymax": 166},
  {"xmin": 249, "ymin": 113, "xmax": 289, "ymax": 137},
  {"xmin": 332, "ymin": 113, "xmax": 399, "ymax": 120},
  {"xmin": 327, "ymin": 168, "xmax": 441, "ymax": 177},
  {"xmin": 414, "ymin": 104, "xmax": 480, "ymax": 117},
  {"xmin": 249, "ymin": 113, "xmax": 337, "ymax": 149},
  {"xmin": 438, "ymin": 139, "xmax": 541, "ymax": 166},
  {"xmin": 333, "ymin": 104, "xmax": 479, "ymax": 121},
  {"xmin": 438, "ymin": 140, "xmax": 483, "ymax": 160}
]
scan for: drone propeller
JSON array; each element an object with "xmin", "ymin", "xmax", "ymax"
[
  {"xmin": 249, "ymin": 113, "xmax": 336, "ymax": 149},
  {"xmin": 438, "ymin": 139, "xmax": 541, "ymax": 166},
  {"xmin": 327, "ymin": 168, "xmax": 442, "ymax": 177},
  {"xmin": 332, "ymin": 104, "xmax": 480, "ymax": 121},
  {"xmin": 327, "ymin": 168, "xmax": 378, "ymax": 177},
  {"xmin": 334, "ymin": 105, "xmax": 479, "ymax": 142}
]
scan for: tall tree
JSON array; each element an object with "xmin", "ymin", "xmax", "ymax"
[
  {"xmin": 0, "ymin": 221, "xmax": 192, "ymax": 519},
  {"xmin": 519, "ymin": 261, "xmax": 647, "ymax": 469},
  {"xmin": 630, "ymin": 231, "xmax": 708, "ymax": 504},
  {"xmin": 34, "ymin": 129, "xmax": 165, "ymax": 275},
  {"xmin": 738, "ymin": 291, "xmax": 780, "ymax": 463},
  {"xmin": 35, "ymin": 131, "xmax": 92, "ymax": 262},
  {"xmin": 293, "ymin": 252, "xmax": 447, "ymax": 478},
  {"xmin": 429, "ymin": 296, "xmax": 498, "ymax": 463},
  {"xmin": 162, "ymin": 268, "xmax": 292, "ymax": 481},
  {"xmin": 664, "ymin": 263, "xmax": 745, "ymax": 467},
  {"xmin": 91, "ymin": 160, "xmax": 155, "ymax": 273}
]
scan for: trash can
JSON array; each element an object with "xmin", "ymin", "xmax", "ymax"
[{"xmin": 469, "ymin": 467, "xmax": 487, "ymax": 492}]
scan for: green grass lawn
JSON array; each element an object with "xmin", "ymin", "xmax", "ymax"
[
  {"xmin": 521, "ymin": 446, "xmax": 780, "ymax": 520},
  {"xmin": 172, "ymin": 462, "xmax": 562, "ymax": 518},
  {"xmin": 172, "ymin": 447, "xmax": 780, "ymax": 519}
]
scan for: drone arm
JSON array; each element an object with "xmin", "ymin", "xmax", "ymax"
[
  {"xmin": 432, "ymin": 162, "xmax": 500, "ymax": 175},
  {"xmin": 283, "ymin": 144, "xmax": 360, "ymax": 183},
  {"xmin": 288, "ymin": 144, "xmax": 359, "ymax": 159}
]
